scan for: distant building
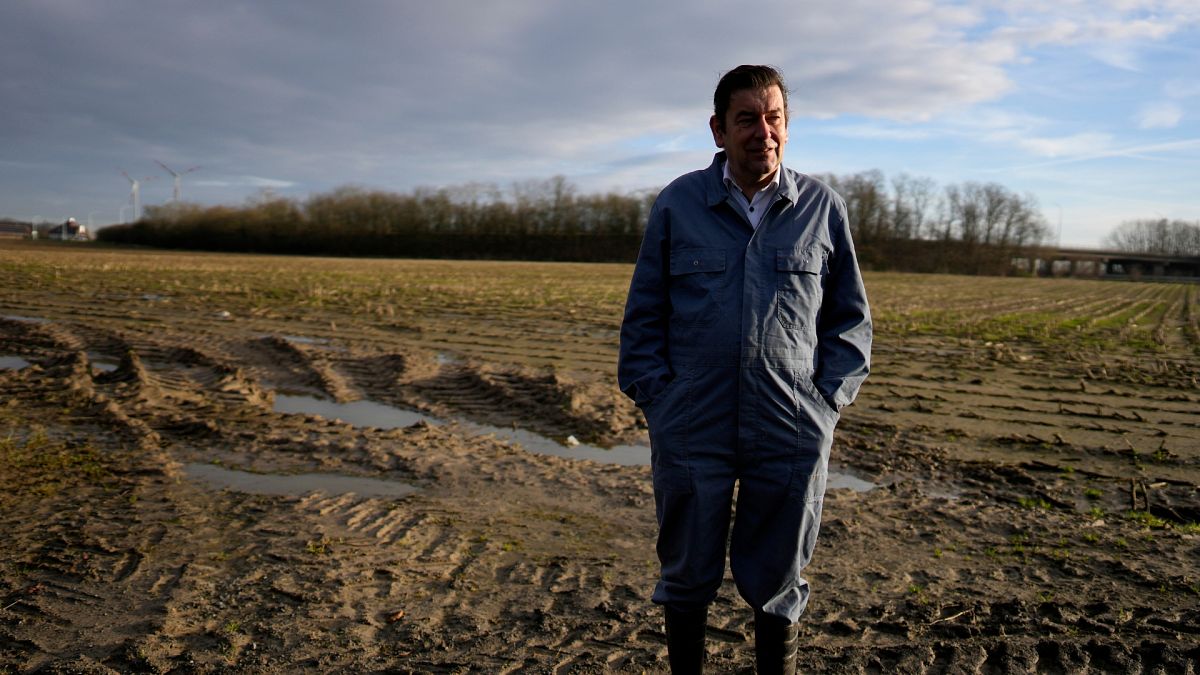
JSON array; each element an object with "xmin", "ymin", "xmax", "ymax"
[
  {"xmin": 0, "ymin": 219, "xmax": 34, "ymax": 238},
  {"xmin": 47, "ymin": 218, "xmax": 89, "ymax": 241}
]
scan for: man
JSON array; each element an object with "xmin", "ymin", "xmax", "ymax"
[{"xmin": 618, "ymin": 65, "xmax": 871, "ymax": 674}]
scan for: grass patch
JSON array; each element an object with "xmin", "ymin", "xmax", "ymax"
[
  {"xmin": 305, "ymin": 537, "xmax": 335, "ymax": 555},
  {"xmin": 1126, "ymin": 510, "xmax": 1170, "ymax": 529},
  {"xmin": 0, "ymin": 426, "xmax": 112, "ymax": 502},
  {"xmin": 1018, "ymin": 496, "xmax": 1051, "ymax": 510}
]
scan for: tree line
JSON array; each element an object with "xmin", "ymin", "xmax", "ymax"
[
  {"xmin": 99, "ymin": 178, "xmax": 656, "ymax": 262},
  {"xmin": 816, "ymin": 171, "xmax": 1051, "ymax": 274},
  {"xmin": 1103, "ymin": 219, "xmax": 1200, "ymax": 257},
  {"xmin": 98, "ymin": 171, "xmax": 1055, "ymax": 274}
]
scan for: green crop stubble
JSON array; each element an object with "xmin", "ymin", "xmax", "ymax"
[{"xmin": 3, "ymin": 243, "xmax": 1197, "ymax": 361}]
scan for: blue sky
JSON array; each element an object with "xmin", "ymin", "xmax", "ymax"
[{"xmin": 2, "ymin": 0, "xmax": 1198, "ymax": 247}]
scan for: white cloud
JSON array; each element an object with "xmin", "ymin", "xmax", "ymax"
[
  {"xmin": 972, "ymin": 1, "xmax": 1198, "ymax": 72},
  {"xmin": 1136, "ymin": 102, "xmax": 1184, "ymax": 129},
  {"xmin": 990, "ymin": 19, "xmax": 1080, "ymax": 46},
  {"xmin": 1086, "ymin": 44, "xmax": 1143, "ymax": 71},
  {"xmin": 999, "ymin": 138, "xmax": 1200, "ymax": 170},
  {"xmin": 824, "ymin": 124, "xmax": 934, "ymax": 141},
  {"xmin": 1165, "ymin": 79, "xmax": 1200, "ymax": 99},
  {"xmin": 0, "ymin": 158, "xmax": 55, "ymax": 170},
  {"xmin": 194, "ymin": 176, "xmax": 296, "ymax": 189},
  {"xmin": 1018, "ymin": 132, "xmax": 1116, "ymax": 158},
  {"xmin": 3, "ymin": 0, "xmax": 1200, "ymax": 223},
  {"xmin": 1088, "ymin": 18, "xmax": 1179, "ymax": 41}
]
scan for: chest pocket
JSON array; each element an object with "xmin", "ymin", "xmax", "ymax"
[
  {"xmin": 776, "ymin": 247, "xmax": 826, "ymax": 330},
  {"xmin": 669, "ymin": 248, "xmax": 725, "ymax": 326}
]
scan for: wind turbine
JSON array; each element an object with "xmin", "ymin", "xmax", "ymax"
[
  {"xmin": 154, "ymin": 160, "xmax": 200, "ymax": 202},
  {"xmin": 120, "ymin": 170, "xmax": 155, "ymax": 221}
]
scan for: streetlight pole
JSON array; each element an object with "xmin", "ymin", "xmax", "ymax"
[
  {"xmin": 1058, "ymin": 208, "xmax": 1062, "ymax": 248},
  {"xmin": 1053, "ymin": 203, "xmax": 1062, "ymax": 248}
]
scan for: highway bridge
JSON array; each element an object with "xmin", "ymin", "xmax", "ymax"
[{"xmin": 1015, "ymin": 247, "xmax": 1200, "ymax": 281}]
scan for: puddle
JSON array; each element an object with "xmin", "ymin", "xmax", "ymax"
[
  {"xmin": 274, "ymin": 394, "xmax": 432, "ymax": 428},
  {"xmin": 436, "ymin": 352, "xmax": 461, "ymax": 366},
  {"xmin": 269, "ymin": 393, "xmax": 877, "ymax": 490},
  {"xmin": 827, "ymin": 467, "xmax": 878, "ymax": 492},
  {"xmin": 141, "ymin": 294, "xmax": 169, "ymax": 302},
  {"xmin": 261, "ymin": 334, "xmax": 342, "ymax": 352},
  {"xmin": 1, "ymin": 315, "xmax": 50, "ymax": 324},
  {"xmin": 281, "ymin": 335, "xmax": 329, "ymax": 345},
  {"xmin": 184, "ymin": 463, "xmax": 418, "ymax": 498},
  {"xmin": 459, "ymin": 421, "xmax": 651, "ymax": 466},
  {"xmin": 270, "ymin": 393, "xmax": 649, "ymax": 464},
  {"xmin": 88, "ymin": 352, "xmax": 119, "ymax": 373},
  {"xmin": 0, "ymin": 356, "xmax": 32, "ymax": 370}
]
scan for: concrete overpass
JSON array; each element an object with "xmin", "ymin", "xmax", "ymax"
[{"xmin": 1014, "ymin": 247, "xmax": 1200, "ymax": 281}]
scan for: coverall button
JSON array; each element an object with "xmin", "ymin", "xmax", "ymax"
[{"xmin": 693, "ymin": 260, "xmax": 699, "ymax": 266}]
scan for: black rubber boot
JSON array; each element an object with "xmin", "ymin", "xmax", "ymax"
[
  {"xmin": 754, "ymin": 610, "xmax": 798, "ymax": 675},
  {"xmin": 663, "ymin": 604, "xmax": 707, "ymax": 674}
]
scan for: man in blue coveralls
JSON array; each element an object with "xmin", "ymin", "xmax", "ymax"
[{"xmin": 618, "ymin": 65, "xmax": 872, "ymax": 674}]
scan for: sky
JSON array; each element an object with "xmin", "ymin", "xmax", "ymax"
[{"xmin": 2, "ymin": 0, "xmax": 1198, "ymax": 248}]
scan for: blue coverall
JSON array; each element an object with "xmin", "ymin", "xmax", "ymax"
[{"xmin": 618, "ymin": 152, "xmax": 872, "ymax": 623}]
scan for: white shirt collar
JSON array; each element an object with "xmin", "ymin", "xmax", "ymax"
[
  {"xmin": 722, "ymin": 158, "xmax": 782, "ymax": 228},
  {"xmin": 721, "ymin": 159, "xmax": 781, "ymax": 200}
]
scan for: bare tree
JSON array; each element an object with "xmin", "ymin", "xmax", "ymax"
[
  {"xmin": 890, "ymin": 173, "xmax": 936, "ymax": 240},
  {"xmin": 1105, "ymin": 219, "xmax": 1200, "ymax": 255}
]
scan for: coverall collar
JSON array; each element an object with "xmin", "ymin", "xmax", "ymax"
[{"xmin": 704, "ymin": 152, "xmax": 799, "ymax": 210}]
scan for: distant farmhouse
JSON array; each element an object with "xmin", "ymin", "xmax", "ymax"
[
  {"xmin": 0, "ymin": 219, "xmax": 34, "ymax": 239},
  {"xmin": 46, "ymin": 218, "xmax": 90, "ymax": 241}
]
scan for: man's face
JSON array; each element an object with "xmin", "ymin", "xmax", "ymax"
[{"xmin": 710, "ymin": 85, "xmax": 788, "ymax": 193}]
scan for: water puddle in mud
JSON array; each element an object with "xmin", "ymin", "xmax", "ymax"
[
  {"xmin": 281, "ymin": 335, "xmax": 329, "ymax": 346},
  {"xmin": 88, "ymin": 353, "xmax": 119, "ymax": 373},
  {"xmin": 184, "ymin": 462, "xmax": 418, "ymax": 498},
  {"xmin": 1, "ymin": 315, "xmax": 50, "ymax": 324},
  {"xmin": 271, "ymin": 393, "xmax": 648, "ymax": 464},
  {"xmin": 461, "ymin": 422, "xmax": 650, "ymax": 466},
  {"xmin": 274, "ymin": 394, "xmax": 430, "ymax": 428},
  {"xmin": 0, "ymin": 356, "xmax": 32, "ymax": 370},
  {"xmin": 827, "ymin": 469, "xmax": 878, "ymax": 492},
  {"xmin": 270, "ymin": 393, "xmax": 879, "ymax": 490}
]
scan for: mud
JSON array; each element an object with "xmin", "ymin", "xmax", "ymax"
[{"xmin": 1, "ymin": 245, "xmax": 1198, "ymax": 673}]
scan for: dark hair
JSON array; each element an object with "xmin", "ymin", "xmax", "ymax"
[{"xmin": 713, "ymin": 65, "xmax": 789, "ymax": 131}]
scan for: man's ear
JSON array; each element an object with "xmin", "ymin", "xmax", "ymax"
[{"xmin": 710, "ymin": 115, "xmax": 725, "ymax": 148}]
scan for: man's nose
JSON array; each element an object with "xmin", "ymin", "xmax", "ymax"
[{"xmin": 751, "ymin": 116, "xmax": 770, "ymax": 138}]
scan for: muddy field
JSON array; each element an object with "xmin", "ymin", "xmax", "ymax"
[{"xmin": 1, "ymin": 240, "xmax": 1197, "ymax": 673}]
